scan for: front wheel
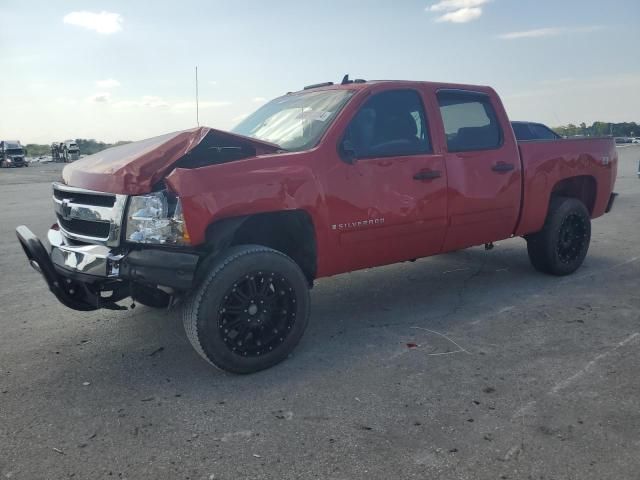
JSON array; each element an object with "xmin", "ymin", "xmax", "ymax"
[
  {"xmin": 183, "ymin": 245, "xmax": 310, "ymax": 374},
  {"xmin": 526, "ymin": 197, "xmax": 591, "ymax": 276}
]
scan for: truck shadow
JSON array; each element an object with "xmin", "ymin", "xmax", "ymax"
[{"xmin": 44, "ymin": 240, "xmax": 627, "ymax": 395}]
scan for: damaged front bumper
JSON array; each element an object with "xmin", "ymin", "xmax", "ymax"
[{"xmin": 16, "ymin": 225, "xmax": 199, "ymax": 311}]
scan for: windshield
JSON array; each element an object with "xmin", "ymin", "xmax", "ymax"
[
  {"xmin": 232, "ymin": 90, "xmax": 354, "ymax": 151},
  {"xmin": 6, "ymin": 144, "xmax": 23, "ymax": 154}
]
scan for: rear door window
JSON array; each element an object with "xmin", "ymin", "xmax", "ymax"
[{"xmin": 437, "ymin": 90, "xmax": 503, "ymax": 152}]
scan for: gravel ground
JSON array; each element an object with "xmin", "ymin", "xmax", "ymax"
[{"xmin": 1, "ymin": 148, "xmax": 639, "ymax": 480}]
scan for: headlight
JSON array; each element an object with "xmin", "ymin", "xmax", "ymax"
[{"xmin": 125, "ymin": 190, "xmax": 190, "ymax": 245}]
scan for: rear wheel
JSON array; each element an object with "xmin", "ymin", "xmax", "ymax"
[
  {"xmin": 526, "ymin": 197, "xmax": 591, "ymax": 276},
  {"xmin": 183, "ymin": 245, "xmax": 310, "ymax": 374}
]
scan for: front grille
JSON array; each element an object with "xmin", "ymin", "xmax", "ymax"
[
  {"xmin": 56, "ymin": 215, "xmax": 111, "ymax": 238},
  {"xmin": 53, "ymin": 189, "xmax": 115, "ymax": 207},
  {"xmin": 52, "ymin": 182, "xmax": 127, "ymax": 246}
]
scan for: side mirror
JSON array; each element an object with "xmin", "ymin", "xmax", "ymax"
[{"xmin": 340, "ymin": 139, "xmax": 357, "ymax": 165}]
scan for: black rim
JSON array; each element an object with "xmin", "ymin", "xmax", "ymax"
[
  {"xmin": 217, "ymin": 271, "xmax": 297, "ymax": 357},
  {"xmin": 556, "ymin": 213, "xmax": 587, "ymax": 264}
]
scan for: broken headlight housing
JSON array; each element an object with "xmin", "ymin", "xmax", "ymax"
[{"xmin": 125, "ymin": 190, "xmax": 190, "ymax": 245}]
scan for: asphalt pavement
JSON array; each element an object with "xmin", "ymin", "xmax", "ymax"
[{"xmin": 1, "ymin": 147, "xmax": 639, "ymax": 479}]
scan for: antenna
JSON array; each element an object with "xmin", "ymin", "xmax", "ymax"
[{"xmin": 195, "ymin": 65, "xmax": 200, "ymax": 127}]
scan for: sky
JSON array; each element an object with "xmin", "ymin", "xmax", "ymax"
[{"xmin": 1, "ymin": 0, "xmax": 639, "ymax": 144}]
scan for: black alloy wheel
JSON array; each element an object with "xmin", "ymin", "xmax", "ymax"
[
  {"xmin": 556, "ymin": 213, "xmax": 588, "ymax": 264},
  {"xmin": 217, "ymin": 271, "xmax": 297, "ymax": 358}
]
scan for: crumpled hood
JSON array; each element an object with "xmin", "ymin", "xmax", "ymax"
[{"xmin": 62, "ymin": 126, "xmax": 281, "ymax": 195}]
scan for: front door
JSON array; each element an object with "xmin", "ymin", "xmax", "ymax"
[{"xmin": 323, "ymin": 88, "xmax": 448, "ymax": 273}]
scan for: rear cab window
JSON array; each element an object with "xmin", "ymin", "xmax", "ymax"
[{"xmin": 437, "ymin": 90, "xmax": 503, "ymax": 152}]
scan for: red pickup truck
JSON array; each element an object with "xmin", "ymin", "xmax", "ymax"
[{"xmin": 17, "ymin": 78, "xmax": 618, "ymax": 373}]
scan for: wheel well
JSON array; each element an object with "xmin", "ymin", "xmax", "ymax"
[
  {"xmin": 551, "ymin": 176, "xmax": 597, "ymax": 215},
  {"xmin": 203, "ymin": 210, "xmax": 317, "ymax": 283}
]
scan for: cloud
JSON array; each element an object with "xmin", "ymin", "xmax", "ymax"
[
  {"xmin": 63, "ymin": 11, "xmax": 123, "ymax": 34},
  {"xmin": 209, "ymin": 81, "xmax": 218, "ymax": 86},
  {"xmin": 436, "ymin": 7, "xmax": 482, "ymax": 23},
  {"xmin": 498, "ymin": 25, "xmax": 604, "ymax": 40},
  {"xmin": 96, "ymin": 78, "xmax": 121, "ymax": 88},
  {"xmin": 252, "ymin": 97, "xmax": 267, "ymax": 103},
  {"xmin": 427, "ymin": 0, "xmax": 489, "ymax": 23},
  {"xmin": 87, "ymin": 92, "xmax": 111, "ymax": 103},
  {"xmin": 429, "ymin": 0, "xmax": 489, "ymax": 11}
]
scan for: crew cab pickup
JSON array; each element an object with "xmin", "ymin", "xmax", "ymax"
[{"xmin": 16, "ymin": 79, "xmax": 618, "ymax": 374}]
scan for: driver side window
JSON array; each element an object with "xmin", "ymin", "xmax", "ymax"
[{"xmin": 344, "ymin": 89, "xmax": 431, "ymax": 158}]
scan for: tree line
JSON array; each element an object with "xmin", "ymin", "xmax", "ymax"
[{"xmin": 553, "ymin": 122, "xmax": 639, "ymax": 138}]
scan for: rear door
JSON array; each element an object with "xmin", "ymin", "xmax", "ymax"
[
  {"xmin": 323, "ymin": 88, "xmax": 448, "ymax": 272},
  {"xmin": 435, "ymin": 89, "xmax": 522, "ymax": 251}
]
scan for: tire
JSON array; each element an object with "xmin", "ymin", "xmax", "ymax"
[
  {"xmin": 183, "ymin": 245, "xmax": 310, "ymax": 374},
  {"xmin": 526, "ymin": 197, "xmax": 591, "ymax": 276}
]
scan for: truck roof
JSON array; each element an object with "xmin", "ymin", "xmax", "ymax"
[{"xmin": 294, "ymin": 79, "xmax": 495, "ymax": 95}]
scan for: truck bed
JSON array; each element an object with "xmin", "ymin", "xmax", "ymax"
[{"xmin": 515, "ymin": 137, "xmax": 617, "ymax": 236}]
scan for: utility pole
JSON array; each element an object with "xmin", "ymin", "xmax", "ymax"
[{"xmin": 195, "ymin": 66, "xmax": 200, "ymax": 127}]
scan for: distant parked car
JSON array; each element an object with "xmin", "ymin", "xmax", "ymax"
[
  {"xmin": 511, "ymin": 121, "xmax": 561, "ymax": 141},
  {"xmin": 615, "ymin": 137, "xmax": 634, "ymax": 144}
]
